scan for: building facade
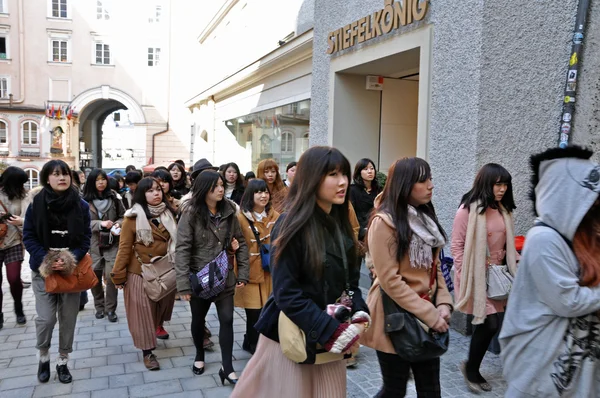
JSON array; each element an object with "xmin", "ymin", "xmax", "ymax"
[{"xmin": 0, "ymin": 0, "xmax": 189, "ymax": 183}]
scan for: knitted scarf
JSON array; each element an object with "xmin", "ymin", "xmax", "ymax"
[
  {"xmin": 407, "ymin": 205, "xmax": 446, "ymax": 269},
  {"xmin": 455, "ymin": 201, "xmax": 518, "ymax": 325},
  {"xmin": 33, "ymin": 186, "xmax": 84, "ymax": 250},
  {"xmin": 125, "ymin": 203, "xmax": 178, "ymax": 262}
]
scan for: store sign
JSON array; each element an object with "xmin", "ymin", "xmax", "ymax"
[{"xmin": 326, "ymin": 0, "xmax": 429, "ymax": 55}]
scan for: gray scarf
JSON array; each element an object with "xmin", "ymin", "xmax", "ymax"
[
  {"xmin": 407, "ymin": 205, "xmax": 446, "ymax": 269},
  {"xmin": 93, "ymin": 198, "xmax": 111, "ymax": 219}
]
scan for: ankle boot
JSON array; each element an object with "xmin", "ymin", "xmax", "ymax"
[
  {"xmin": 0, "ymin": 312, "xmax": 4, "ymax": 330},
  {"xmin": 14, "ymin": 302, "xmax": 26, "ymax": 325},
  {"xmin": 56, "ymin": 357, "xmax": 72, "ymax": 384},
  {"xmin": 37, "ymin": 360, "xmax": 50, "ymax": 383}
]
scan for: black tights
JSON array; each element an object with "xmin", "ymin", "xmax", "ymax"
[
  {"xmin": 244, "ymin": 308, "xmax": 261, "ymax": 350},
  {"xmin": 466, "ymin": 313, "xmax": 501, "ymax": 383},
  {"xmin": 190, "ymin": 295, "xmax": 235, "ymax": 374},
  {"xmin": 376, "ymin": 350, "xmax": 441, "ymax": 397}
]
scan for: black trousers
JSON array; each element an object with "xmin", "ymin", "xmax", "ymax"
[
  {"xmin": 244, "ymin": 308, "xmax": 261, "ymax": 351},
  {"xmin": 466, "ymin": 313, "xmax": 501, "ymax": 381},
  {"xmin": 190, "ymin": 294, "xmax": 235, "ymax": 374},
  {"xmin": 375, "ymin": 351, "xmax": 441, "ymax": 398}
]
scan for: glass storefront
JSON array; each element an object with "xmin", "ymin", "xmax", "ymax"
[{"xmin": 225, "ymin": 99, "xmax": 310, "ymax": 178}]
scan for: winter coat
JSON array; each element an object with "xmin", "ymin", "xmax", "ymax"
[
  {"xmin": 255, "ymin": 207, "xmax": 369, "ymax": 348},
  {"xmin": 89, "ymin": 191, "xmax": 125, "ymax": 267},
  {"xmin": 234, "ymin": 208, "xmax": 280, "ymax": 309},
  {"xmin": 360, "ymin": 212, "xmax": 453, "ymax": 355},
  {"xmin": 499, "ymin": 154, "xmax": 600, "ymax": 397},
  {"xmin": 349, "ymin": 184, "xmax": 378, "ymax": 240},
  {"xmin": 175, "ymin": 200, "xmax": 250, "ymax": 298},
  {"xmin": 110, "ymin": 212, "xmax": 171, "ymax": 286},
  {"xmin": 0, "ymin": 190, "xmax": 28, "ymax": 250}
]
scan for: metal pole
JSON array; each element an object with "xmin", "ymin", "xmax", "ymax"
[{"xmin": 558, "ymin": 0, "xmax": 590, "ymax": 148}]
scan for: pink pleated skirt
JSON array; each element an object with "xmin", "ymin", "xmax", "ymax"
[
  {"xmin": 123, "ymin": 272, "xmax": 175, "ymax": 350},
  {"xmin": 230, "ymin": 334, "xmax": 347, "ymax": 398}
]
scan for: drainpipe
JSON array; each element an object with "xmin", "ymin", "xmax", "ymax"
[
  {"xmin": 1, "ymin": 0, "xmax": 25, "ymax": 104},
  {"xmin": 558, "ymin": 0, "xmax": 590, "ymax": 148},
  {"xmin": 151, "ymin": 123, "xmax": 169, "ymax": 164}
]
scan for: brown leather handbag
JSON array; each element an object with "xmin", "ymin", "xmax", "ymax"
[{"xmin": 45, "ymin": 253, "xmax": 98, "ymax": 294}]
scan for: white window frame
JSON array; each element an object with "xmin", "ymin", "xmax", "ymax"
[
  {"xmin": 0, "ymin": 0, "xmax": 7, "ymax": 15},
  {"xmin": 0, "ymin": 76, "xmax": 9, "ymax": 98},
  {"xmin": 96, "ymin": 0, "xmax": 110, "ymax": 20},
  {"xmin": 281, "ymin": 131, "xmax": 294, "ymax": 154},
  {"xmin": 147, "ymin": 47, "xmax": 160, "ymax": 66},
  {"xmin": 0, "ymin": 120, "xmax": 7, "ymax": 145},
  {"xmin": 93, "ymin": 41, "xmax": 111, "ymax": 65},
  {"xmin": 148, "ymin": 4, "xmax": 162, "ymax": 23},
  {"xmin": 24, "ymin": 169, "xmax": 39, "ymax": 191},
  {"xmin": 0, "ymin": 34, "xmax": 9, "ymax": 60},
  {"xmin": 48, "ymin": 37, "xmax": 71, "ymax": 63},
  {"xmin": 21, "ymin": 121, "xmax": 39, "ymax": 146},
  {"xmin": 48, "ymin": 0, "xmax": 70, "ymax": 19}
]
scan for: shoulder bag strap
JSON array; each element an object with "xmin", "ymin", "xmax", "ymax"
[
  {"xmin": 247, "ymin": 219, "xmax": 262, "ymax": 249},
  {"xmin": 223, "ymin": 216, "xmax": 233, "ymax": 251}
]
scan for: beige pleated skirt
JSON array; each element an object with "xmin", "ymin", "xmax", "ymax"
[
  {"xmin": 123, "ymin": 272, "xmax": 176, "ymax": 350},
  {"xmin": 230, "ymin": 334, "xmax": 346, "ymax": 398}
]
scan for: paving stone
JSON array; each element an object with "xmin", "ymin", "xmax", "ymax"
[
  {"xmin": 91, "ymin": 364, "xmax": 125, "ymax": 378},
  {"xmin": 32, "ymin": 382, "xmax": 73, "ymax": 398},
  {"xmin": 91, "ymin": 346, "xmax": 122, "ymax": 356},
  {"xmin": 71, "ymin": 377, "xmax": 108, "ymax": 393},
  {"xmin": 77, "ymin": 326, "xmax": 106, "ymax": 335},
  {"xmin": 76, "ymin": 340, "xmax": 106, "ymax": 350},
  {"xmin": 0, "ymin": 363, "xmax": 39, "ymax": 379},
  {"xmin": 180, "ymin": 375, "xmax": 218, "ymax": 390},
  {"xmin": 107, "ymin": 352, "xmax": 139, "ymax": 365},
  {"xmin": 0, "ymin": 374, "xmax": 40, "ymax": 390},
  {"xmin": 163, "ymin": 337, "xmax": 194, "ymax": 348},
  {"xmin": 109, "ymin": 372, "xmax": 145, "ymax": 389},
  {"xmin": 0, "ymin": 387, "xmax": 35, "ymax": 398},
  {"xmin": 202, "ymin": 386, "xmax": 235, "ymax": 398},
  {"xmin": 105, "ymin": 337, "xmax": 133, "ymax": 347},
  {"xmin": 91, "ymin": 388, "xmax": 129, "ymax": 398},
  {"xmin": 73, "ymin": 356, "xmax": 108, "ymax": 369},
  {"xmin": 128, "ymin": 380, "xmax": 183, "ymax": 397}
]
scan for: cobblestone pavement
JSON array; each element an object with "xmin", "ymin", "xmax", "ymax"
[{"xmin": 0, "ymin": 265, "xmax": 507, "ymax": 397}]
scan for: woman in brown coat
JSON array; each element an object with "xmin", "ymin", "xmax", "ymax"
[
  {"xmin": 257, "ymin": 159, "xmax": 288, "ymax": 213},
  {"xmin": 234, "ymin": 179, "xmax": 280, "ymax": 354},
  {"xmin": 175, "ymin": 170, "xmax": 249, "ymax": 384},
  {"xmin": 361, "ymin": 157, "xmax": 453, "ymax": 398},
  {"xmin": 111, "ymin": 177, "xmax": 178, "ymax": 371}
]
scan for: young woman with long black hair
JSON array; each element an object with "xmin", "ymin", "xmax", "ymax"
[
  {"xmin": 231, "ymin": 146, "xmax": 370, "ymax": 398},
  {"xmin": 0, "ymin": 167, "xmax": 30, "ymax": 328},
  {"xmin": 222, "ymin": 162, "xmax": 245, "ymax": 205},
  {"xmin": 83, "ymin": 169, "xmax": 125, "ymax": 322},
  {"xmin": 111, "ymin": 177, "xmax": 178, "ymax": 370},
  {"xmin": 452, "ymin": 163, "xmax": 518, "ymax": 393},
  {"xmin": 152, "ymin": 169, "xmax": 180, "ymax": 210},
  {"xmin": 234, "ymin": 179, "xmax": 280, "ymax": 354},
  {"xmin": 169, "ymin": 162, "xmax": 190, "ymax": 199},
  {"xmin": 175, "ymin": 170, "xmax": 249, "ymax": 383},
  {"xmin": 361, "ymin": 157, "xmax": 453, "ymax": 398},
  {"xmin": 23, "ymin": 160, "xmax": 91, "ymax": 383}
]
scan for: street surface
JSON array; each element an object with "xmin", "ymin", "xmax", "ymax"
[{"xmin": 0, "ymin": 264, "xmax": 507, "ymax": 397}]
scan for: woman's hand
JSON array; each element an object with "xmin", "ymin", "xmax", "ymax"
[
  {"xmin": 101, "ymin": 220, "xmax": 114, "ymax": 229},
  {"xmin": 431, "ymin": 315, "xmax": 449, "ymax": 333},
  {"xmin": 231, "ymin": 237, "xmax": 239, "ymax": 252},
  {"xmin": 438, "ymin": 304, "xmax": 452, "ymax": 323},
  {"xmin": 236, "ymin": 282, "xmax": 246, "ymax": 289},
  {"xmin": 116, "ymin": 283, "xmax": 126, "ymax": 290},
  {"xmin": 51, "ymin": 258, "xmax": 66, "ymax": 271},
  {"xmin": 180, "ymin": 294, "xmax": 192, "ymax": 301},
  {"xmin": 7, "ymin": 215, "xmax": 23, "ymax": 226}
]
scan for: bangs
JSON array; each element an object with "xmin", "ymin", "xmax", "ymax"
[
  {"xmin": 415, "ymin": 159, "xmax": 432, "ymax": 183},
  {"xmin": 325, "ymin": 148, "xmax": 351, "ymax": 177},
  {"xmin": 495, "ymin": 168, "xmax": 512, "ymax": 184},
  {"xmin": 53, "ymin": 164, "xmax": 71, "ymax": 176},
  {"xmin": 262, "ymin": 159, "xmax": 279, "ymax": 172},
  {"xmin": 247, "ymin": 178, "xmax": 269, "ymax": 193}
]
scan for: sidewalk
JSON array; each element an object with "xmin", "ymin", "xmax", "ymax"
[{"xmin": 0, "ymin": 265, "xmax": 507, "ymax": 397}]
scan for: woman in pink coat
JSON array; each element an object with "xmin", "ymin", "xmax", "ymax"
[{"xmin": 451, "ymin": 163, "xmax": 519, "ymax": 393}]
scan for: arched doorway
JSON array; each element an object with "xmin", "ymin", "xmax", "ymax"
[{"xmin": 70, "ymin": 86, "xmax": 146, "ymax": 169}]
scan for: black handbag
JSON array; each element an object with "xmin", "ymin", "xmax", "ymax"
[{"xmin": 380, "ymin": 266, "xmax": 449, "ymax": 362}]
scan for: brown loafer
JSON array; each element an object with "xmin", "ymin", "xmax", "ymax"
[
  {"xmin": 203, "ymin": 337, "xmax": 215, "ymax": 350},
  {"xmin": 460, "ymin": 362, "xmax": 482, "ymax": 393},
  {"xmin": 144, "ymin": 354, "xmax": 160, "ymax": 371}
]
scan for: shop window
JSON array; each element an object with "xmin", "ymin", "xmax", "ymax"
[
  {"xmin": 22, "ymin": 121, "xmax": 39, "ymax": 145},
  {"xmin": 281, "ymin": 131, "xmax": 294, "ymax": 154},
  {"xmin": 0, "ymin": 120, "xmax": 7, "ymax": 144},
  {"xmin": 96, "ymin": 0, "xmax": 109, "ymax": 20},
  {"xmin": 0, "ymin": 77, "xmax": 8, "ymax": 98},
  {"xmin": 95, "ymin": 42, "xmax": 111, "ymax": 65},
  {"xmin": 50, "ymin": 0, "xmax": 68, "ymax": 18},
  {"xmin": 148, "ymin": 47, "xmax": 160, "ymax": 66},
  {"xmin": 24, "ymin": 169, "xmax": 39, "ymax": 190}
]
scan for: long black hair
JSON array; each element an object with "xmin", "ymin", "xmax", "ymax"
[
  {"xmin": 371, "ymin": 157, "xmax": 446, "ymax": 264},
  {"xmin": 152, "ymin": 169, "xmax": 174, "ymax": 195},
  {"xmin": 352, "ymin": 158, "xmax": 380, "ymax": 193},
  {"xmin": 460, "ymin": 163, "xmax": 516, "ymax": 214},
  {"xmin": 168, "ymin": 162, "xmax": 187, "ymax": 185},
  {"xmin": 40, "ymin": 160, "xmax": 72, "ymax": 191},
  {"xmin": 240, "ymin": 179, "xmax": 272, "ymax": 214},
  {"xmin": 274, "ymin": 146, "xmax": 356, "ymax": 275},
  {"xmin": 187, "ymin": 170, "xmax": 227, "ymax": 228},
  {"xmin": 83, "ymin": 169, "xmax": 111, "ymax": 201},
  {"xmin": 132, "ymin": 177, "xmax": 176, "ymax": 219},
  {"xmin": 0, "ymin": 166, "xmax": 28, "ymax": 200},
  {"xmin": 222, "ymin": 162, "xmax": 244, "ymax": 189}
]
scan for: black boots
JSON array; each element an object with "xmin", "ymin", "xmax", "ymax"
[
  {"xmin": 242, "ymin": 334, "xmax": 256, "ymax": 355},
  {"xmin": 56, "ymin": 363, "xmax": 73, "ymax": 383},
  {"xmin": 37, "ymin": 361, "xmax": 50, "ymax": 383},
  {"xmin": 14, "ymin": 302, "xmax": 26, "ymax": 325},
  {"xmin": 0, "ymin": 312, "xmax": 3, "ymax": 330}
]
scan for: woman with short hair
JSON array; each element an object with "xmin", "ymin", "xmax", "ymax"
[{"xmin": 23, "ymin": 160, "xmax": 92, "ymax": 384}]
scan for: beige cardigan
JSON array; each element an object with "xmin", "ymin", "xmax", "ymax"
[{"xmin": 360, "ymin": 213, "xmax": 453, "ymax": 354}]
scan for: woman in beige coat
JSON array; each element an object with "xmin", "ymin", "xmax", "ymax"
[
  {"xmin": 361, "ymin": 157, "xmax": 453, "ymax": 398},
  {"xmin": 234, "ymin": 179, "xmax": 280, "ymax": 354}
]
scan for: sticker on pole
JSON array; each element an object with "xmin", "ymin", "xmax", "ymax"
[
  {"xmin": 568, "ymin": 70, "xmax": 578, "ymax": 82},
  {"xmin": 563, "ymin": 113, "xmax": 572, "ymax": 122},
  {"xmin": 567, "ymin": 82, "xmax": 577, "ymax": 92},
  {"xmin": 573, "ymin": 33, "xmax": 584, "ymax": 44},
  {"xmin": 570, "ymin": 53, "xmax": 578, "ymax": 66}
]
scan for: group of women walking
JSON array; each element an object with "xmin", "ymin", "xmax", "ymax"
[{"xmin": 5, "ymin": 142, "xmax": 598, "ymax": 397}]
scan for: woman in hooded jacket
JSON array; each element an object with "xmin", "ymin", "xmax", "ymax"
[
  {"xmin": 451, "ymin": 163, "xmax": 518, "ymax": 393},
  {"xmin": 499, "ymin": 146, "xmax": 600, "ymax": 398},
  {"xmin": 234, "ymin": 178, "xmax": 280, "ymax": 354},
  {"xmin": 83, "ymin": 169, "xmax": 125, "ymax": 323},
  {"xmin": 23, "ymin": 160, "xmax": 91, "ymax": 384},
  {"xmin": 111, "ymin": 177, "xmax": 178, "ymax": 370}
]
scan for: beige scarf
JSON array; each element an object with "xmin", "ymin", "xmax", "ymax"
[
  {"xmin": 455, "ymin": 202, "xmax": 517, "ymax": 325},
  {"xmin": 125, "ymin": 203, "xmax": 178, "ymax": 262}
]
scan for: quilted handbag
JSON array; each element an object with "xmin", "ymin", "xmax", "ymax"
[
  {"xmin": 140, "ymin": 255, "xmax": 177, "ymax": 302},
  {"xmin": 45, "ymin": 253, "xmax": 99, "ymax": 294},
  {"xmin": 486, "ymin": 264, "xmax": 513, "ymax": 300},
  {"xmin": 190, "ymin": 250, "xmax": 229, "ymax": 300}
]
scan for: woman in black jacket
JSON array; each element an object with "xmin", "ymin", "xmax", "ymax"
[
  {"xmin": 222, "ymin": 162, "xmax": 245, "ymax": 205},
  {"xmin": 231, "ymin": 146, "xmax": 371, "ymax": 398},
  {"xmin": 349, "ymin": 158, "xmax": 381, "ymax": 241}
]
